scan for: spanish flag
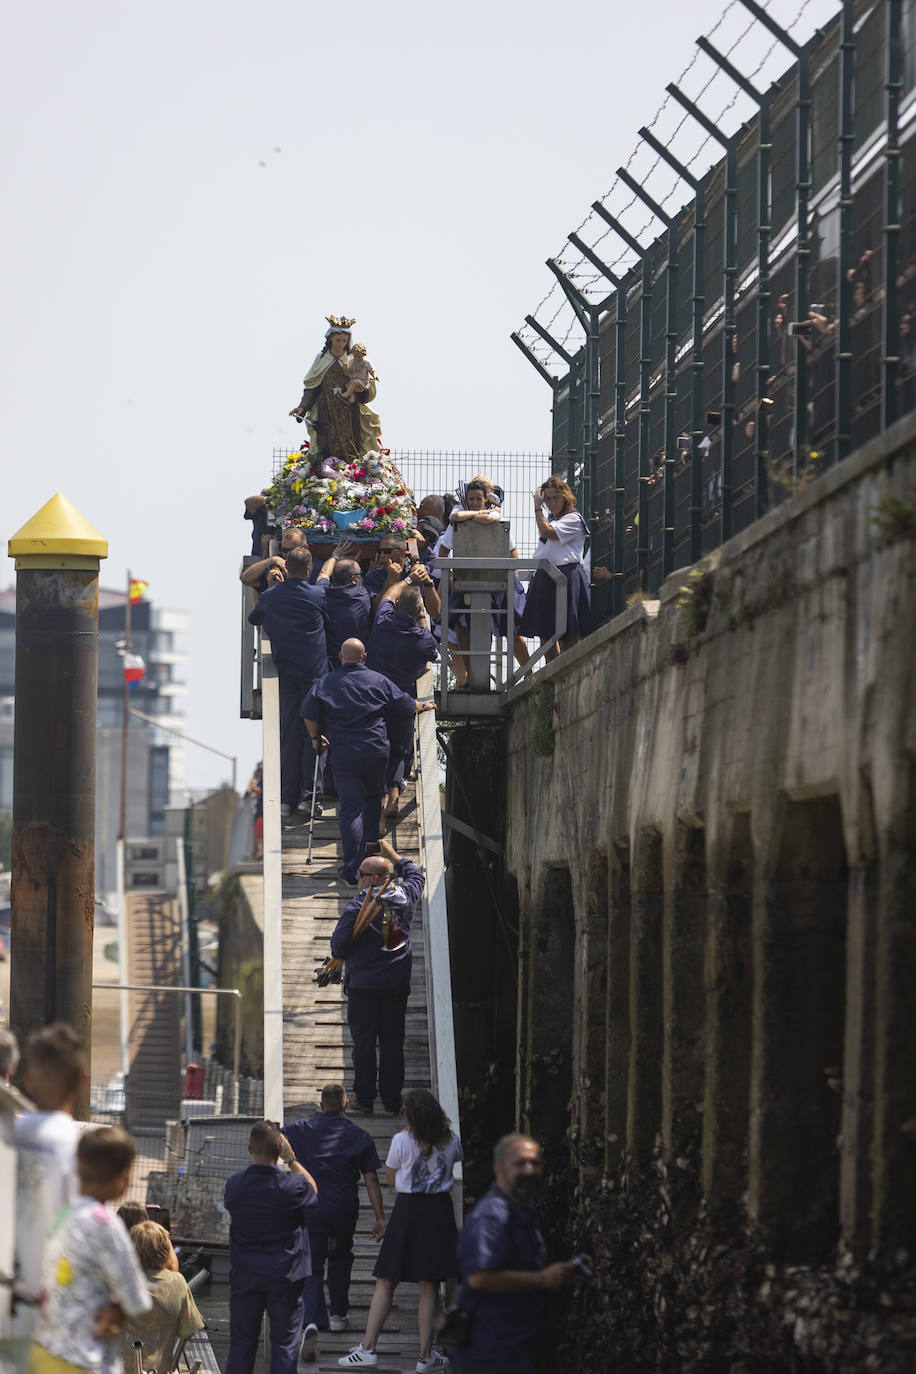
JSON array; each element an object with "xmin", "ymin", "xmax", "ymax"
[{"xmin": 129, "ymin": 578, "xmax": 148, "ymax": 604}]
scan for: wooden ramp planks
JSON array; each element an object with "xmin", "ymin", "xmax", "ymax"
[{"xmin": 280, "ymin": 785, "xmax": 431, "ymax": 1372}]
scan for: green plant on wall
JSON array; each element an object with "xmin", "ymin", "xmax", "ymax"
[
  {"xmin": 871, "ymin": 490, "xmax": 916, "ymax": 543},
  {"xmin": 677, "ymin": 559, "xmax": 716, "ymax": 639},
  {"xmin": 529, "ymin": 680, "xmax": 556, "ymax": 758}
]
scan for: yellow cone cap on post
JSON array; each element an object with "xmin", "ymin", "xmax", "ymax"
[{"xmin": 9, "ymin": 493, "xmax": 108, "ymax": 570}]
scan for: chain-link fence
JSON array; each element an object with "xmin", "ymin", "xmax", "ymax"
[{"xmin": 521, "ymin": 0, "xmax": 916, "ymax": 621}]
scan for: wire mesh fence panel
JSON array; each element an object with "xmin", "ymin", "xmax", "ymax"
[
  {"xmin": 270, "ymin": 447, "xmax": 552, "ymax": 558},
  {"xmin": 525, "ymin": 2, "xmax": 916, "ymax": 626},
  {"xmin": 90, "ymin": 1061, "xmax": 265, "ymax": 1243}
]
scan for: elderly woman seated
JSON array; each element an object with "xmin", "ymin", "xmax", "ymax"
[{"xmin": 123, "ymin": 1222, "xmax": 204, "ymax": 1374}]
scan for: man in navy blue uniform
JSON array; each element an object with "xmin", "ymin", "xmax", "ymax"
[
  {"xmin": 285, "ymin": 1084, "xmax": 386, "ymax": 1351},
  {"xmin": 302, "ymin": 640, "xmax": 433, "ymax": 885},
  {"xmin": 452, "ymin": 1135, "xmax": 580, "ymax": 1373},
  {"xmin": 361, "ymin": 534, "xmax": 409, "ymax": 603},
  {"xmin": 248, "ymin": 545, "xmax": 328, "ymax": 819},
  {"xmin": 329, "ymin": 837, "xmax": 425, "ymax": 1114},
  {"xmin": 223, "ymin": 1120, "xmax": 319, "ymax": 1374},
  {"xmin": 315, "ymin": 543, "xmax": 372, "ymax": 667},
  {"xmin": 367, "ymin": 580, "xmax": 438, "ymax": 812},
  {"xmin": 414, "ymin": 494, "xmax": 446, "ymax": 570}
]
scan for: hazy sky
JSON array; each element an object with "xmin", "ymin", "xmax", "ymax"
[{"xmin": 1, "ymin": 0, "xmax": 838, "ymax": 793}]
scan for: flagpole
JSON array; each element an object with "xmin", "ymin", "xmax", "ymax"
[{"xmin": 118, "ymin": 569, "xmax": 132, "ymax": 843}]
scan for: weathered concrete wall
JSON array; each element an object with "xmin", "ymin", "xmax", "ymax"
[
  {"xmin": 215, "ymin": 873, "xmax": 263, "ymax": 1077},
  {"xmin": 500, "ymin": 415, "xmax": 916, "ymax": 1369}
]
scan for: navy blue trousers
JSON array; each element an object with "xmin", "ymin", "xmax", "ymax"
[
  {"xmin": 303, "ymin": 1213, "xmax": 358, "ymax": 1326},
  {"xmin": 385, "ymin": 717, "xmax": 414, "ymax": 792},
  {"xmin": 334, "ymin": 750, "xmax": 387, "ymax": 881},
  {"xmin": 279, "ymin": 672, "xmax": 325, "ymax": 807},
  {"xmin": 346, "ymin": 984, "xmax": 410, "ymax": 1108},
  {"xmin": 226, "ymin": 1270, "xmax": 305, "ymax": 1374}
]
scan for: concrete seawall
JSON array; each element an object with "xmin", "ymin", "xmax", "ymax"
[{"xmin": 497, "ymin": 413, "xmax": 916, "ymax": 1367}]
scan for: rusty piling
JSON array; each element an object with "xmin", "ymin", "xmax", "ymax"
[{"xmin": 8, "ymin": 494, "xmax": 107, "ymax": 1116}]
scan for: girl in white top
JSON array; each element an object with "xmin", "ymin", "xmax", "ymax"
[
  {"xmin": 519, "ymin": 476, "xmax": 591, "ymax": 660},
  {"xmin": 338, "ymin": 1089, "xmax": 461, "ymax": 1370}
]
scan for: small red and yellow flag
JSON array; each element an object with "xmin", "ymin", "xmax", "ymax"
[{"xmin": 129, "ymin": 578, "xmax": 148, "ymax": 604}]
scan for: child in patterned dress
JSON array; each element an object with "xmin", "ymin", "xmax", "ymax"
[{"xmin": 29, "ymin": 1128, "xmax": 152, "ymax": 1374}]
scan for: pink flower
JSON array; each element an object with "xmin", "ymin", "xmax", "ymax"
[
  {"xmin": 359, "ymin": 518, "xmax": 374, "ymax": 531},
  {"xmin": 392, "ymin": 517, "xmax": 406, "ymax": 530}
]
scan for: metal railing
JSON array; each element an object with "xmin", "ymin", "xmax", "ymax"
[
  {"xmin": 436, "ymin": 557, "xmax": 567, "ymax": 715},
  {"xmin": 91, "ymin": 984, "xmax": 243, "ymax": 1113}
]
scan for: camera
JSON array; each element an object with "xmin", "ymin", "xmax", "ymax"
[
  {"xmin": 570, "ymin": 1252, "xmax": 594, "ymax": 1279},
  {"xmin": 365, "ymin": 841, "xmax": 380, "ymax": 857}
]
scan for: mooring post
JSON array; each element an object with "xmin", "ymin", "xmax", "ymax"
[{"xmin": 8, "ymin": 493, "xmax": 108, "ymax": 1117}]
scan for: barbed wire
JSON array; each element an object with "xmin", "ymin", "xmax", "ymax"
[{"xmin": 518, "ymin": 0, "xmax": 823, "ymax": 367}]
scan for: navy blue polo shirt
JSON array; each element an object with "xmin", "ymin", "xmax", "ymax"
[
  {"xmin": 244, "ymin": 506, "xmax": 273, "ymax": 557},
  {"xmin": 456, "ymin": 1184, "xmax": 548, "ymax": 1358},
  {"xmin": 366, "ymin": 602, "xmax": 439, "ymax": 695},
  {"xmin": 301, "ymin": 662, "xmax": 415, "ymax": 760},
  {"xmin": 224, "ymin": 1163, "xmax": 317, "ymax": 1281},
  {"xmin": 284, "ymin": 1111, "xmax": 380, "ymax": 1224},
  {"xmin": 317, "ymin": 577, "xmax": 372, "ymax": 664},
  {"xmin": 248, "ymin": 576, "xmax": 327, "ymax": 679},
  {"xmin": 362, "ymin": 567, "xmax": 388, "ymax": 601}
]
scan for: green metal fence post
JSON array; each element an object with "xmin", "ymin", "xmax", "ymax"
[
  {"xmin": 667, "ymin": 83, "xmax": 741, "ymax": 541},
  {"xmin": 697, "ymin": 40, "xmax": 772, "ymax": 518},
  {"xmin": 636, "ymin": 130, "xmax": 707, "ymax": 565},
  {"xmin": 884, "ymin": 0, "xmax": 903, "ymax": 428},
  {"xmin": 617, "ymin": 168, "xmax": 681, "ymax": 579},
  {"xmin": 836, "ymin": 0, "xmax": 855, "ymax": 462},
  {"xmin": 592, "ymin": 203, "xmax": 653, "ymax": 590}
]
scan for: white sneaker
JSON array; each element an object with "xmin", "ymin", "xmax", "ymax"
[
  {"xmin": 299, "ymin": 1324, "xmax": 318, "ymax": 1363},
  {"xmin": 329, "ymin": 1314, "xmax": 350, "ymax": 1332},
  {"xmin": 337, "ymin": 1347, "xmax": 378, "ymax": 1368},
  {"xmin": 416, "ymin": 1355, "xmax": 450, "ymax": 1372}
]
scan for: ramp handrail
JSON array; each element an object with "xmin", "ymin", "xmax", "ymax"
[{"xmin": 415, "ymin": 668, "xmax": 460, "ymax": 1144}]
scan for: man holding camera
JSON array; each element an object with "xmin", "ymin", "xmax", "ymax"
[
  {"xmin": 328, "ymin": 837, "xmax": 425, "ymax": 1115},
  {"xmin": 451, "ymin": 1134, "xmax": 583, "ymax": 1373}
]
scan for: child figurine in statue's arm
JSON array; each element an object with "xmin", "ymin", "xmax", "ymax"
[{"xmin": 336, "ymin": 342, "xmax": 380, "ymax": 404}]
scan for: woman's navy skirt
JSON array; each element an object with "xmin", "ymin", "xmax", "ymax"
[
  {"xmin": 372, "ymin": 1191, "xmax": 459, "ymax": 1283},
  {"xmin": 519, "ymin": 561, "xmax": 591, "ymax": 640}
]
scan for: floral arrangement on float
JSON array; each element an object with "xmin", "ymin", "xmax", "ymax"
[{"xmin": 263, "ymin": 442, "xmax": 416, "ymax": 541}]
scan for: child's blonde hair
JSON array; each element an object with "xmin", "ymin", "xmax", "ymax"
[{"xmin": 130, "ymin": 1220, "xmax": 174, "ymax": 1273}]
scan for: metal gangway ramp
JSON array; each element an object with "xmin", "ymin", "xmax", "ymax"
[{"xmin": 251, "ymin": 623, "xmax": 458, "ymax": 1372}]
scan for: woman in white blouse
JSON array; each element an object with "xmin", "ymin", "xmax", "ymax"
[
  {"xmin": 519, "ymin": 477, "xmax": 591, "ymax": 660},
  {"xmin": 337, "ymin": 1089, "xmax": 461, "ymax": 1370}
]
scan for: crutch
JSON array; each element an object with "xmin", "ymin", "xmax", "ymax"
[{"xmin": 305, "ymin": 744, "xmax": 321, "ymax": 865}]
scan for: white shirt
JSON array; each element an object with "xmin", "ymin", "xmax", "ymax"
[
  {"xmin": 385, "ymin": 1129, "xmax": 463, "ymax": 1193},
  {"xmin": 33, "ymin": 1195, "xmax": 152, "ymax": 1374},
  {"xmin": 533, "ymin": 511, "xmax": 588, "ymax": 567},
  {"xmin": 12, "ymin": 1111, "xmax": 81, "ymax": 1336}
]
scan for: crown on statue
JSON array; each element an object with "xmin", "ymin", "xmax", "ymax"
[{"xmin": 326, "ymin": 314, "xmax": 357, "ymax": 330}]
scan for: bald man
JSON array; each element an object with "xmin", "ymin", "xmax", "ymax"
[{"xmin": 301, "ymin": 641, "xmax": 434, "ymax": 885}]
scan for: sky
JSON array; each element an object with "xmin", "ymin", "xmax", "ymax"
[{"xmin": 0, "ymin": 0, "xmax": 840, "ymax": 794}]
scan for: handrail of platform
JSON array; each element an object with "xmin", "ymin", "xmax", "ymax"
[
  {"xmin": 436, "ymin": 556, "xmax": 567, "ymax": 714},
  {"xmin": 259, "ymin": 633, "xmax": 284, "ymax": 1123}
]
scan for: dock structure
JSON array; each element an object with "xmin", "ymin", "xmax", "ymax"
[{"xmin": 257, "ymin": 643, "xmax": 458, "ymax": 1373}]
